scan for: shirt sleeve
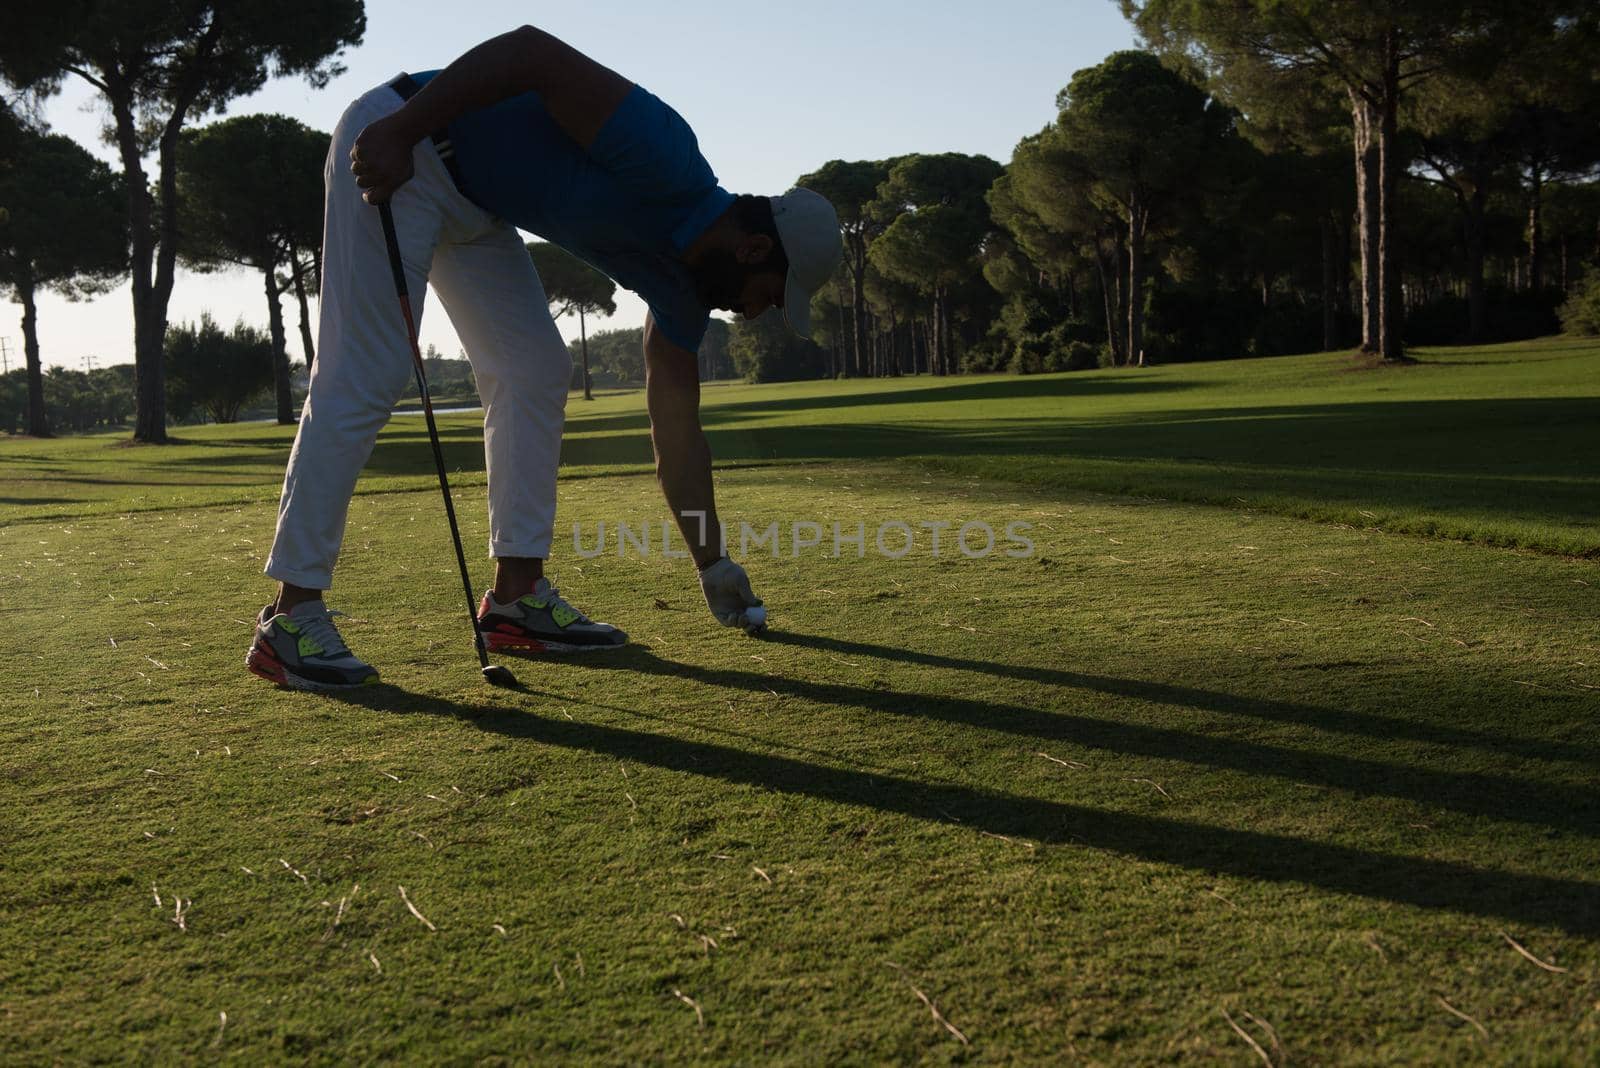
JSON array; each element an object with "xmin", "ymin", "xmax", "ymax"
[{"xmin": 649, "ymin": 304, "xmax": 711, "ymax": 353}]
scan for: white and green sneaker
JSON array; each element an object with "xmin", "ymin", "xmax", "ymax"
[
  {"xmin": 477, "ymin": 577, "xmax": 627, "ymax": 653},
  {"xmin": 246, "ymin": 601, "xmax": 380, "ymax": 689}
]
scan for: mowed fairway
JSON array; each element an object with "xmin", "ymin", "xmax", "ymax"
[{"xmin": 2, "ymin": 339, "xmax": 1598, "ymax": 1063}]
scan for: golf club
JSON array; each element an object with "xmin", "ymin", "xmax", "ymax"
[{"xmin": 377, "ymin": 201, "xmax": 518, "ymax": 689}]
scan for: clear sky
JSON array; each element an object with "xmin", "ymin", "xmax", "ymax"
[{"xmin": 5, "ymin": 0, "xmax": 1137, "ymax": 372}]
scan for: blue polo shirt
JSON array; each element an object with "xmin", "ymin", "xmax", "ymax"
[{"xmin": 409, "ymin": 70, "xmax": 731, "ymax": 351}]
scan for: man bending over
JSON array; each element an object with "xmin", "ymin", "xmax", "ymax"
[{"xmin": 248, "ymin": 26, "xmax": 842, "ymax": 689}]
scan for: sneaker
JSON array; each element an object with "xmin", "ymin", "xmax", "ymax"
[
  {"xmin": 246, "ymin": 600, "xmax": 380, "ymax": 689},
  {"xmin": 478, "ymin": 577, "xmax": 627, "ymax": 653}
]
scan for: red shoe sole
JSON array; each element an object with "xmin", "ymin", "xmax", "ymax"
[
  {"xmin": 247, "ymin": 643, "xmax": 377, "ymax": 689},
  {"xmin": 484, "ymin": 633, "xmax": 552, "ymax": 653},
  {"xmin": 246, "ymin": 644, "xmax": 288, "ymax": 685}
]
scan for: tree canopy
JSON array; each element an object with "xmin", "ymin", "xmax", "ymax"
[
  {"xmin": 1122, "ymin": 0, "xmax": 1598, "ymax": 359},
  {"xmin": 178, "ymin": 113, "xmax": 327, "ymax": 424},
  {"xmin": 0, "ymin": 128, "xmax": 125, "ymax": 435},
  {"xmin": 164, "ymin": 314, "xmax": 275, "ymax": 424},
  {"xmin": 528, "ymin": 241, "xmax": 617, "ymax": 400},
  {"xmin": 0, "ymin": 0, "xmax": 364, "ymax": 440}
]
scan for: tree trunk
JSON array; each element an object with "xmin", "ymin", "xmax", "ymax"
[
  {"xmin": 1338, "ymin": 213, "xmax": 1352, "ymax": 326},
  {"xmin": 265, "ymin": 261, "xmax": 293, "ymax": 424},
  {"xmin": 1464, "ymin": 185, "xmax": 1487, "ymax": 343},
  {"xmin": 1375, "ymin": 44, "xmax": 1405, "ymax": 361},
  {"xmin": 580, "ymin": 308, "xmax": 593, "ymax": 400},
  {"xmin": 934, "ymin": 287, "xmax": 947, "ymax": 375},
  {"xmin": 149, "ymin": 119, "xmax": 193, "ymax": 414},
  {"xmin": 113, "ymin": 50, "xmax": 211, "ymax": 442},
  {"xmin": 1527, "ymin": 166, "xmax": 1545, "ymax": 292},
  {"xmin": 835, "ymin": 278, "xmax": 850, "ymax": 377},
  {"xmin": 1127, "ymin": 194, "xmax": 1147, "ymax": 367},
  {"xmin": 1114, "ymin": 239, "xmax": 1129, "ymax": 365},
  {"xmin": 1095, "ymin": 247, "xmax": 1122, "ymax": 365},
  {"xmin": 887, "ymin": 305, "xmax": 900, "ymax": 376},
  {"xmin": 871, "ymin": 313, "xmax": 879, "ymax": 377},
  {"xmin": 18, "ymin": 280, "xmax": 49, "ymax": 437},
  {"xmin": 848, "ymin": 234, "xmax": 867, "ymax": 379},
  {"xmin": 1320, "ymin": 214, "xmax": 1338, "ymax": 351},
  {"xmin": 934, "ymin": 289, "xmax": 947, "ymax": 377},
  {"xmin": 1351, "ymin": 90, "xmax": 1382, "ymax": 355},
  {"xmin": 109, "ymin": 86, "xmax": 167, "ymax": 443},
  {"xmin": 290, "ymin": 245, "xmax": 317, "ymax": 368}
]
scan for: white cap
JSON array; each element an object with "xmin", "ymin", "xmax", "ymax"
[{"xmin": 769, "ymin": 188, "xmax": 843, "ymax": 339}]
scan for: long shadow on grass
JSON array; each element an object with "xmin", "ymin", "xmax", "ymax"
[
  {"xmin": 147, "ymin": 395, "xmax": 1598, "ymax": 539},
  {"xmin": 569, "ymin": 648, "xmax": 1600, "ymax": 839},
  {"xmin": 761, "ymin": 633, "xmax": 1600, "ymax": 768},
  {"xmin": 327, "ymin": 684, "xmax": 1600, "ymax": 937},
  {"xmin": 549, "ymin": 376, "xmax": 1203, "ymax": 438},
  {"xmin": 326, "ymin": 396, "xmax": 1600, "ymax": 535}
]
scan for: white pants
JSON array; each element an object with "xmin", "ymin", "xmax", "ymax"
[{"xmin": 265, "ymin": 81, "xmax": 572, "ymax": 590}]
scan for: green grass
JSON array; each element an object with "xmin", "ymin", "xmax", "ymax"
[
  {"xmin": 2, "ymin": 338, "xmax": 1598, "ymax": 1062},
  {"xmin": 9, "ymin": 336, "xmax": 1597, "ymax": 554}
]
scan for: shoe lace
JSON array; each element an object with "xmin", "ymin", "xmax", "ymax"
[
  {"xmin": 298, "ymin": 605, "xmax": 353, "ymax": 658},
  {"xmin": 531, "ymin": 583, "xmax": 590, "ymax": 623}
]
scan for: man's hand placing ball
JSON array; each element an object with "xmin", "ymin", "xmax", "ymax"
[{"xmin": 699, "ymin": 558, "xmax": 767, "ymax": 635}]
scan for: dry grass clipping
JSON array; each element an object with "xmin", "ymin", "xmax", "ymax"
[
  {"xmin": 1220, "ymin": 1007, "xmax": 1273, "ymax": 1066},
  {"xmin": 885, "ymin": 962, "xmax": 969, "ymax": 1047},
  {"xmin": 1436, "ymin": 995, "xmax": 1488, "ymax": 1040},
  {"xmin": 672, "ymin": 988, "xmax": 705, "ymax": 1028},
  {"xmin": 398, "ymin": 886, "xmax": 437, "ymax": 931},
  {"xmin": 1498, "ymin": 930, "xmax": 1567, "ymax": 973}
]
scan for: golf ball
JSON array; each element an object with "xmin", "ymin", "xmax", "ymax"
[{"xmin": 745, "ymin": 605, "xmax": 767, "ymax": 629}]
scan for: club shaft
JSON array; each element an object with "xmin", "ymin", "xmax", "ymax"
[{"xmin": 378, "ymin": 202, "xmax": 492, "ymax": 669}]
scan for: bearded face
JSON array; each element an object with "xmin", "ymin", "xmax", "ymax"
[{"xmin": 688, "ymin": 247, "xmax": 786, "ymax": 319}]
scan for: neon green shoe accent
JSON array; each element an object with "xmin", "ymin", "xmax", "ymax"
[
  {"xmin": 362, "ymin": 674, "xmax": 380, "ymax": 686},
  {"xmin": 551, "ymin": 604, "xmax": 580, "ymax": 627},
  {"xmin": 273, "ymin": 615, "xmax": 323, "ymax": 654},
  {"xmin": 519, "ymin": 595, "xmax": 581, "ymax": 629}
]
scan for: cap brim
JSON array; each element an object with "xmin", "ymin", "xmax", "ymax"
[{"xmin": 782, "ymin": 270, "xmax": 812, "ymax": 339}]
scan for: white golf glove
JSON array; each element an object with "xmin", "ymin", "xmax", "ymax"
[{"xmin": 699, "ymin": 557, "xmax": 765, "ymax": 632}]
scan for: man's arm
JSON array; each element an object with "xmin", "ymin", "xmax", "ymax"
[
  {"xmin": 644, "ymin": 314, "xmax": 722, "ymax": 568},
  {"xmin": 352, "ymin": 26, "xmax": 633, "ymax": 203},
  {"xmin": 645, "ymin": 316, "xmax": 764, "ymax": 629}
]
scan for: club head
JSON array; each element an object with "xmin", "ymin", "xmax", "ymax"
[{"xmin": 481, "ymin": 664, "xmax": 519, "ymax": 688}]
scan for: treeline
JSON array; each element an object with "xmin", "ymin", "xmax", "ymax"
[
  {"xmin": 563, "ymin": 321, "xmax": 735, "ymax": 388},
  {"xmin": 0, "ymin": 365, "xmax": 135, "ymax": 435},
  {"xmin": 1, "ymin": 1, "xmax": 364, "ymax": 441},
  {"xmin": 5, "ymin": 3, "xmax": 1599, "ymax": 436},
  {"xmin": 739, "ymin": 5, "xmax": 1600, "ymax": 381}
]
